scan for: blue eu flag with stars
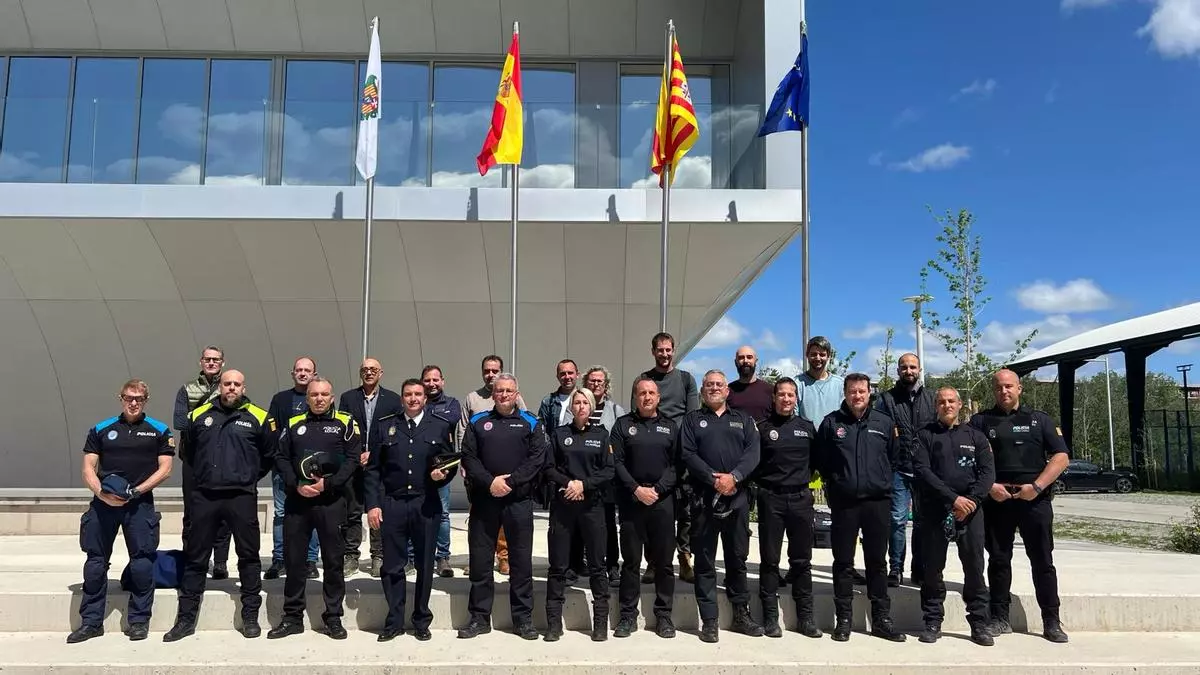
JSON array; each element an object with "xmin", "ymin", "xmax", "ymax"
[{"xmin": 757, "ymin": 32, "xmax": 809, "ymax": 136}]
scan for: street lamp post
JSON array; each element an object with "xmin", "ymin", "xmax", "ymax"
[
  {"xmin": 902, "ymin": 295, "xmax": 930, "ymax": 386},
  {"xmin": 1084, "ymin": 356, "xmax": 1116, "ymax": 470},
  {"xmin": 1178, "ymin": 364, "xmax": 1194, "ymax": 474}
]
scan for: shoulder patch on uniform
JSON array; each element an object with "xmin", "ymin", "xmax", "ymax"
[
  {"xmin": 519, "ymin": 410, "xmax": 539, "ymax": 430},
  {"xmin": 469, "ymin": 410, "xmax": 490, "ymax": 424},
  {"xmin": 268, "ymin": 418, "xmax": 277, "ymax": 432},
  {"xmin": 167, "ymin": 436, "xmax": 176, "ymax": 448},
  {"xmin": 144, "ymin": 416, "xmax": 169, "ymax": 434},
  {"xmin": 240, "ymin": 403, "xmax": 269, "ymax": 425},
  {"xmin": 1055, "ymin": 426, "xmax": 1063, "ymax": 436},
  {"xmin": 93, "ymin": 415, "xmax": 120, "ymax": 433},
  {"xmin": 288, "ymin": 413, "xmax": 308, "ymax": 428},
  {"xmin": 189, "ymin": 403, "xmax": 213, "ymax": 421},
  {"xmin": 333, "ymin": 410, "xmax": 354, "ymax": 426}
]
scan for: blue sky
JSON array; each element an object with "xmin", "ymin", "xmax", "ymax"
[{"xmin": 682, "ymin": 0, "xmax": 1200, "ymax": 384}]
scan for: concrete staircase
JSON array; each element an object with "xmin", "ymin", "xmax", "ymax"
[{"xmin": 1, "ymin": 500, "xmax": 1198, "ymax": 673}]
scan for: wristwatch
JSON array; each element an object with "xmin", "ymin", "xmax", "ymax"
[
  {"xmin": 1032, "ymin": 482, "xmax": 1044, "ymax": 495},
  {"xmin": 128, "ymin": 486, "xmax": 142, "ymax": 499}
]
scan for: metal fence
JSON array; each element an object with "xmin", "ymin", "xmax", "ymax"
[{"xmin": 1143, "ymin": 409, "xmax": 1200, "ymax": 491}]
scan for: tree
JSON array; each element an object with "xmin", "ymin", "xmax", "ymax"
[
  {"xmin": 919, "ymin": 207, "xmax": 1036, "ymax": 404},
  {"xmin": 875, "ymin": 327, "xmax": 897, "ymax": 391},
  {"xmin": 758, "ymin": 367, "xmax": 784, "ymax": 384},
  {"xmin": 828, "ymin": 347, "xmax": 857, "ymax": 375}
]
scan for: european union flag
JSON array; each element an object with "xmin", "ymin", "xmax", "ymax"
[{"xmin": 757, "ymin": 32, "xmax": 809, "ymax": 136}]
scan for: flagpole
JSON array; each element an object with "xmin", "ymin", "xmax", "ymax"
[
  {"xmin": 509, "ymin": 21, "xmax": 520, "ymax": 375},
  {"xmin": 361, "ymin": 177, "xmax": 375, "ymax": 360},
  {"xmin": 659, "ymin": 20, "xmax": 674, "ymax": 333},
  {"xmin": 798, "ymin": 5, "xmax": 811, "ymax": 370}
]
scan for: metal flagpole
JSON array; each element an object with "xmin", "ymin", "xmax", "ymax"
[
  {"xmin": 659, "ymin": 20, "xmax": 674, "ymax": 333},
  {"xmin": 360, "ymin": 177, "xmax": 374, "ymax": 360},
  {"xmin": 798, "ymin": 5, "xmax": 811, "ymax": 369},
  {"xmin": 509, "ymin": 21, "xmax": 521, "ymax": 375}
]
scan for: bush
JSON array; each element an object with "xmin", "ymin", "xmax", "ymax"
[{"xmin": 1167, "ymin": 502, "xmax": 1200, "ymax": 554}]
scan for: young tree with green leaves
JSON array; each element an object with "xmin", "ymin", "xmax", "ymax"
[
  {"xmin": 919, "ymin": 207, "xmax": 1036, "ymax": 404},
  {"xmin": 875, "ymin": 327, "xmax": 897, "ymax": 391}
]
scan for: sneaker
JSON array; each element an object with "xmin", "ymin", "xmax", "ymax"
[
  {"xmin": 210, "ymin": 562, "xmax": 229, "ymax": 580},
  {"xmin": 263, "ymin": 560, "xmax": 285, "ymax": 580},
  {"xmin": 369, "ymin": 558, "xmax": 383, "ymax": 578},
  {"xmin": 918, "ymin": 624, "xmax": 942, "ymax": 643},
  {"xmin": 1043, "ymin": 619, "xmax": 1069, "ymax": 644},
  {"xmin": 67, "ymin": 624, "xmax": 104, "ymax": 644},
  {"xmin": 436, "ymin": 557, "xmax": 454, "ymax": 578},
  {"xmin": 655, "ymin": 616, "xmax": 676, "ymax": 639},
  {"xmin": 986, "ymin": 618, "xmax": 1013, "ymax": 637},
  {"xmin": 699, "ymin": 619, "xmax": 719, "ymax": 643},
  {"xmin": 613, "ymin": 617, "xmax": 637, "ymax": 638},
  {"xmin": 887, "ymin": 573, "xmax": 900, "ymax": 588},
  {"xmin": 126, "ymin": 622, "xmax": 149, "ymax": 641},
  {"xmin": 831, "ymin": 619, "xmax": 851, "ymax": 642},
  {"xmin": 343, "ymin": 556, "xmax": 359, "ymax": 578},
  {"xmin": 306, "ymin": 561, "xmax": 319, "ymax": 579},
  {"xmin": 871, "ymin": 618, "xmax": 907, "ymax": 642}
]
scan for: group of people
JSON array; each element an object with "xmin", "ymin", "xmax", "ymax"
[{"xmin": 69, "ymin": 331, "xmax": 1071, "ymax": 648}]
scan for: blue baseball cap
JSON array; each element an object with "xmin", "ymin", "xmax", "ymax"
[{"xmin": 100, "ymin": 474, "xmax": 132, "ymax": 498}]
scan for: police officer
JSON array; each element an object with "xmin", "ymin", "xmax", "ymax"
[
  {"xmin": 421, "ymin": 365, "xmax": 463, "ymax": 578},
  {"xmin": 165, "ymin": 370, "xmax": 276, "ymax": 642},
  {"xmin": 680, "ymin": 369, "xmax": 762, "ymax": 643},
  {"xmin": 365, "ymin": 378, "xmax": 457, "ymax": 642},
  {"xmin": 269, "ymin": 376, "xmax": 362, "ymax": 640},
  {"xmin": 754, "ymin": 377, "xmax": 822, "ymax": 640},
  {"xmin": 970, "ymin": 369, "xmax": 1070, "ymax": 643},
  {"xmin": 611, "ymin": 376, "xmax": 679, "ymax": 639},
  {"xmin": 458, "ymin": 373, "xmax": 547, "ymax": 640},
  {"xmin": 813, "ymin": 373, "xmax": 905, "ymax": 643},
  {"xmin": 875, "ymin": 353, "xmax": 937, "ymax": 587},
  {"xmin": 913, "ymin": 387, "xmax": 995, "ymax": 646},
  {"xmin": 543, "ymin": 388, "xmax": 614, "ymax": 642},
  {"xmin": 69, "ymin": 379, "xmax": 174, "ymax": 644}
]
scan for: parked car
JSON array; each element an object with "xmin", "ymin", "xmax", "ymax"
[{"xmin": 1053, "ymin": 460, "xmax": 1139, "ymax": 494}]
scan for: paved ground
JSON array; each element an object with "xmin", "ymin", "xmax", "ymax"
[{"xmin": 1053, "ymin": 493, "xmax": 1198, "ymax": 524}]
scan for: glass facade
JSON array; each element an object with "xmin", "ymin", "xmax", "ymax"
[{"xmin": 0, "ymin": 55, "xmax": 761, "ymax": 189}]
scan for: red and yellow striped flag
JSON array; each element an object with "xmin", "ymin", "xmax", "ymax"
[
  {"xmin": 476, "ymin": 32, "xmax": 523, "ymax": 175},
  {"xmin": 650, "ymin": 34, "xmax": 699, "ymax": 187}
]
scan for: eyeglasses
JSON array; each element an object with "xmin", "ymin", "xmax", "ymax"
[
  {"xmin": 360, "ymin": 367, "xmax": 381, "ymax": 374},
  {"xmin": 201, "ymin": 357, "xmax": 223, "ymax": 363},
  {"xmin": 121, "ymin": 395, "xmax": 147, "ymax": 403}
]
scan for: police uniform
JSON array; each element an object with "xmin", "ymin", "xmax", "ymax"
[
  {"xmin": 459, "ymin": 407, "xmax": 548, "ymax": 637},
  {"xmin": 275, "ymin": 408, "xmax": 362, "ymax": 633},
  {"xmin": 611, "ymin": 411, "xmax": 678, "ymax": 631},
  {"xmin": 970, "ymin": 405, "xmax": 1068, "ymax": 631},
  {"xmin": 912, "ymin": 419, "xmax": 995, "ymax": 638},
  {"xmin": 679, "ymin": 406, "xmax": 761, "ymax": 640},
  {"xmin": 170, "ymin": 398, "xmax": 275, "ymax": 639},
  {"xmin": 543, "ymin": 422, "xmax": 614, "ymax": 639},
  {"xmin": 754, "ymin": 412, "xmax": 819, "ymax": 636},
  {"xmin": 813, "ymin": 403, "xmax": 903, "ymax": 640},
  {"xmin": 76, "ymin": 414, "xmax": 174, "ymax": 636},
  {"xmin": 363, "ymin": 408, "xmax": 456, "ymax": 639}
]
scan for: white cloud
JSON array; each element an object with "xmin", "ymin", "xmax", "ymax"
[
  {"xmin": 844, "ymin": 321, "xmax": 891, "ymax": 340},
  {"xmin": 893, "ymin": 107, "xmax": 922, "ymax": 127},
  {"xmin": 763, "ymin": 356, "xmax": 806, "ymax": 378},
  {"xmin": 889, "ymin": 144, "xmax": 971, "ymax": 173},
  {"xmin": 867, "ymin": 151, "xmax": 884, "ymax": 167},
  {"xmin": 757, "ymin": 329, "xmax": 785, "ymax": 352},
  {"xmin": 1062, "ymin": 0, "xmax": 1121, "ymax": 10},
  {"xmin": 1015, "ymin": 279, "xmax": 1114, "ymax": 313},
  {"xmin": 695, "ymin": 316, "xmax": 749, "ymax": 350},
  {"xmin": 955, "ymin": 78, "xmax": 998, "ymax": 100},
  {"xmin": 679, "ymin": 355, "xmax": 729, "ymax": 381},
  {"xmin": 630, "ymin": 155, "xmax": 713, "ymax": 189},
  {"xmin": 1138, "ymin": 0, "xmax": 1200, "ymax": 59},
  {"xmin": 1045, "ymin": 82, "xmax": 1060, "ymax": 104}
]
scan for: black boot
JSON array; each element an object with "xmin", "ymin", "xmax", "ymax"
[
  {"xmin": 831, "ymin": 618, "xmax": 851, "ymax": 642},
  {"xmin": 699, "ymin": 619, "xmax": 719, "ymax": 643},
  {"xmin": 986, "ymin": 616, "xmax": 1013, "ymax": 637},
  {"xmin": 918, "ymin": 623, "xmax": 942, "ymax": 643},
  {"xmin": 592, "ymin": 613, "xmax": 609, "ymax": 642},
  {"xmin": 730, "ymin": 604, "xmax": 764, "ymax": 637},
  {"xmin": 67, "ymin": 625, "xmax": 104, "ymax": 644},
  {"xmin": 761, "ymin": 600, "xmax": 782, "ymax": 638},
  {"xmin": 544, "ymin": 616, "xmax": 563, "ymax": 642},
  {"xmin": 871, "ymin": 616, "xmax": 907, "ymax": 642},
  {"xmin": 1043, "ymin": 618, "xmax": 1069, "ymax": 644},
  {"xmin": 970, "ymin": 623, "xmax": 995, "ymax": 646},
  {"xmin": 797, "ymin": 616, "xmax": 823, "ymax": 638}
]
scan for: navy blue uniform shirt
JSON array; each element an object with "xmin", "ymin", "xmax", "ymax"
[{"xmin": 84, "ymin": 414, "xmax": 174, "ymax": 487}]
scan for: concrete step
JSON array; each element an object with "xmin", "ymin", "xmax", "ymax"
[{"xmin": 3, "ymin": 630, "xmax": 1199, "ymax": 674}]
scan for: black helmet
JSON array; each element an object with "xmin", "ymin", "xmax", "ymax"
[{"xmin": 297, "ymin": 451, "xmax": 340, "ymax": 482}]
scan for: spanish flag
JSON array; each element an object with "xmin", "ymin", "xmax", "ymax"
[
  {"xmin": 650, "ymin": 33, "xmax": 699, "ymax": 187},
  {"xmin": 476, "ymin": 31, "xmax": 523, "ymax": 175}
]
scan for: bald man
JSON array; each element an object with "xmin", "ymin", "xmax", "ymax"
[
  {"xmin": 727, "ymin": 346, "xmax": 774, "ymax": 424},
  {"xmin": 339, "ymin": 358, "xmax": 404, "ymax": 577},
  {"xmin": 166, "ymin": 369, "xmax": 277, "ymax": 642}
]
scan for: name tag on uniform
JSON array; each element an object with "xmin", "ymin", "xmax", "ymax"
[
  {"xmin": 795, "ymin": 430, "xmax": 809, "ymax": 438},
  {"xmin": 585, "ymin": 439, "xmax": 602, "ymax": 448},
  {"xmin": 322, "ymin": 425, "xmax": 340, "ymax": 434},
  {"xmin": 868, "ymin": 428, "xmax": 886, "ymax": 437},
  {"xmin": 729, "ymin": 422, "xmax": 744, "ymax": 429},
  {"xmin": 1012, "ymin": 425, "xmax": 1031, "ymax": 433},
  {"xmin": 136, "ymin": 431, "xmax": 157, "ymax": 437},
  {"xmin": 959, "ymin": 445, "xmax": 975, "ymax": 452},
  {"xmin": 655, "ymin": 426, "xmax": 671, "ymax": 434},
  {"xmin": 235, "ymin": 420, "xmax": 253, "ymax": 428}
]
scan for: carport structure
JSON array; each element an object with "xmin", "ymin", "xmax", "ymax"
[{"xmin": 1007, "ymin": 303, "xmax": 1200, "ymax": 471}]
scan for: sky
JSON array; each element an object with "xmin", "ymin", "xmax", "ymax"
[{"xmin": 681, "ymin": 0, "xmax": 1200, "ymax": 385}]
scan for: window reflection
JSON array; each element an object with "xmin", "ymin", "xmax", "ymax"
[
  {"xmin": 283, "ymin": 60, "xmax": 356, "ymax": 186},
  {"xmin": 619, "ymin": 71, "xmax": 712, "ymax": 189},
  {"xmin": 206, "ymin": 60, "xmax": 270, "ymax": 185},
  {"xmin": 357, "ymin": 61, "xmax": 429, "ymax": 187},
  {"xmin": 68, "ymin": 58, "xmax": 138, "ymax": 184},
  {"xmin": 521, "ymin": 68, "xmax": 575, "ymax": 188},
  {"xmin": 0, "ymin": 57, "xmax": 71, "ymax": 183},
  {"xmin": 136, "ymin": 58, "xmax": 206, "ymax": 184}
]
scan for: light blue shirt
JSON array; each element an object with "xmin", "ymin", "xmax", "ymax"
[{"xmin": 797, "ymin": 372, "xmax": 845, "ymax": 424}]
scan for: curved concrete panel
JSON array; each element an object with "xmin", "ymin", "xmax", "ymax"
[{"xmin": 0, "ymin": 217, "xmax": 796, "ymax": 487}]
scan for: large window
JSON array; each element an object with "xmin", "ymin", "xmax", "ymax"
[
  {"xmin": 68, "ymin": 58, "xmax": 138, "ymax": 184},
  {"xmin": 206, "ymin": 60, "xmax": 271, "ymax": 185},
  {"xmin": 521, "ymin": 67, "xmax": 575, "ymax": 188},
  {"xmin": 0, "ymin": 57, "xmax": 71, "ymax": 183},
  {"xmin": 357, "ymin": 61, "xmax": 429, "ymax": 187},
  {"xmin": 136, "ymin": 58, "xmax": 207, "ymax": 184},
  {"xmin": 619, "ymin": 70, "xmax": 713, "ymax": 189},
  {"xmin": 282, "ymin": 60, "xmax": 356, "ymax": 186}
]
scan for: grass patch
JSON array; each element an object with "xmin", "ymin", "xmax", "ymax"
[{"xmin": 1054, "ymin": 515, "xmax": 1171, "ymax": 551}]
